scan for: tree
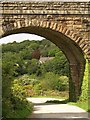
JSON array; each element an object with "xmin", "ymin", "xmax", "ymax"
[
  {"xmin": 32, "ymin": 49, "xmax": 41, "ymax": 60},
  {"xmin": 41, "ymin": 55, "xmax": 69, "ymax": 76},
  {"xmin": 26, "ymin": 59, "xmax": 40, "ymax": 75}
]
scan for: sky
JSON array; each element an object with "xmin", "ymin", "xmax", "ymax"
[{"xmin": 0, "ymin": 33, "xmax": 44, "ymax": 44}]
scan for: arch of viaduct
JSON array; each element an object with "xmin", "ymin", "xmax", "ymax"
[{"xmin": 0, "ymin": 0, "xmax": 90, "ymax": 101}]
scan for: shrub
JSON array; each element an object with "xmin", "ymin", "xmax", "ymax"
[
  {"xmin": 80, "ymin": 59, "xmax": 89, "ymax": 101},
  {"xmin": 41, "ymin": 72, "xmax": 60, "ymax": 90},
  {"xmin": 41, "ymin": 73, "xmax": 69, "ymax": 91},
  {"xmin": 33, "ymin": 83, "xmax": 43, "ymax": 96},
  {"xmin": 24, "ymin": 85, "xmax": 34, "ymax": 97},
  {"xmin": 58, "ymin": 76, "xmax": 69, "ymax": 91}
]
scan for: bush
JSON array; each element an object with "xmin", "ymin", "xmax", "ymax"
[
  {"xmin": 80, "ymin": 59, "xmax": 89, "ymax": 101},
  {"xmin": 14, "ymin": 74, "xmax": 38, "ymax": 86},
  {"xmin": 41, "ymin": 72, "xmax": 69, "ymax": 91},
  {"xmin": 2, "ymin": 39, "xmax": 70, "ymax": 118},
  {"xmin": 44, "ymin": 90, "xmax": 60, "ymax": 96},
  {"xmin": 41, "ymin": 72, "xmax": 60, "ymax": 90},
  {"xmin": 43, "ymin": 90, "xmax": 69, "ymax": 98},
  {"xmin": 6, "ymin": 82, "xmax": 33, "ymax": 118},
  {"xmin": 2, "ymin": 99, "xmax": 14, "ymax": 117},
  {"xmin": 24, "ymin": 85, "xmax": 34, "ymax": 97},
  {"xmin": 33, "ymin": 83, "xmax": 43, "ymax": 96},
  {"xmin": 41, "ymin": 55, "xmax": 69, "ymax": 76},
  {"xmin": 58, "ymin": 76, "xmax": 69, "ymax": 91}
]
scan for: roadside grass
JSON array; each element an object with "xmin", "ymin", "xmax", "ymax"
[
  {"xmin": 68, "ymin": 100, "xmax": 89, "ymax": 112},
  {"xmin": 2, "ymin": 102, "xmax": 33, "ymax": 120},
  {"xmin": 45, "ymin": 99, "xmax": 89, "ymax": 112},
  {"xmin": 12, "ymin": 105, "xmax": 33, "ymax": 119}
]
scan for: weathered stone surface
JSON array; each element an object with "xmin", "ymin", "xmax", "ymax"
[{"xmin": 0, "ymin": 1, "xmax": 90, "ymax": 101}]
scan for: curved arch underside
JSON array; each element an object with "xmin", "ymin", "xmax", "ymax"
[
  {"xmin": 2, "ymin": 25, "xmax": 85, "ymax": 63},
  {"xmin": 2, "ymin": 25, "xmax": 86, "ymax": 101},
  {"xmin": 1, "ymin": 20, "xmax": 90, "ymax": 59}
]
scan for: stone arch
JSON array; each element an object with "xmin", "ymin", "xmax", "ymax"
[
  {"xmin": 1, "ymin": 19, "xmax": 88, "ymax": 101},
  {"xmin": 1, "ymin": 19, "xmax": 90, "ymax": 58}
]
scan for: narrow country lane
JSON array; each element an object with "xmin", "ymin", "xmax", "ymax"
[{"xmin": 26, "ymin": 98, "xmax": 89, "ymax": 120}]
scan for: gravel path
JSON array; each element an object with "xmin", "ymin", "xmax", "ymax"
[
  {"xmin": 26, "ymin": 98, "xmax": 89, "ymax": 119},
  {"xmin": 26, "ymin": 97, "xmax": 64, "ymax": 104}
]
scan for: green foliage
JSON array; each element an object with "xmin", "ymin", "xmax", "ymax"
[
  {"xmin": 12, "ymin": 74, "xmax": 39, "ymax": 97},
  {"xmin": 2, "ymin": 50, "xmax": 33, "ymax": 118},
  {"xmin": 20, "ymin": 49, "xmax": 32, "ymax": 60},
  {"xmin": 41, "ymin": 72, "xmax": 60, "ymax": 90},
  {"xmin": 2, "ymin": 99, "xmax": 14, "ymax": 117},
  {"xmin": 69, "ymin": 59, "xmax": 89, "ymax": 112},
  {"xmin": 58, "ymin": 76, "xmax": 69, "ymax": 91},
  {"xmin": 2, "ymin": 39, "xmax": 69, "ymax": 77},
  {"xmin": 41, "ymin": 72, "xmax": 69, "ymax": 92},
  {"xmin": 33, "ymin": 83, "xmax": 43, "ymax": 96},
  {"xmin": 12, "ymin": 73, "xmax": 69, "ymax": 98},
  {"xmin": 43, "ymin": 90, "xmax": 67, "ymax": 97},
  {"xmin": 48, "ymin": 47, "xmax": 59, "ymax": 57},
  {"xmin": 16, "ymin": 74, "xmax": 38, "ymax": 86},
  {"xmin": 69, "ymin": 101, "xmax": 88, "ymax": 111},
  {"xmin": 2, "ymin": 39, "xmax": 70, "ymax": 118},
  {"xmin": 2, "ymin": 39, "xmax": 89, "ymax": 113},
  {"xmin": 24, "ymin": 85, "xmax": 34, "ymax": 97},
  {"xmin": 41, "ymin": 54, "xmax": 69, "ymax": 76},
  {"xmin": 80, "ymin": 59, "xmax": 89, "ymax": 101},
  {"xmin": 26, "ymin": 59, "xmax": 40, "ymax": 75},
  {"xmin": 4, "ymin": 101, "xmax": 33, "ymax": 118}
]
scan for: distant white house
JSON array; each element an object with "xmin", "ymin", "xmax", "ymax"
[{"xmin": 39, "ymin": 57, "xmax": 54, "ymax": 64}]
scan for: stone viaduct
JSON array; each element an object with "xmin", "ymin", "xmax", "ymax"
[{"xmin": 0, "ymin": 0, "xmax": 90, "ymax": 101}]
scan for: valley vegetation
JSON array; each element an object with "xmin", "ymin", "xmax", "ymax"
[{"xmin": 2, "ymin": 39, "xmax": 69, "ymax": 118}]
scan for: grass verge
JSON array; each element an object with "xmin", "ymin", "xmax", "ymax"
[
  {"xmin": 69, "ymin": 100, "xmax": 89, "ymax": 112},
  {"xmin": 46, "ymin": 99, "xmax": 89, "ymax": 112},
  {"xmin": 2, "ymin": 102, "xmax": 33, "ymax": 120}
]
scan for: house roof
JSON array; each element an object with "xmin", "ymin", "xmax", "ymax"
[{"xmin": 39, "ymin": 57, "xmax": 54, "ymax": 63}]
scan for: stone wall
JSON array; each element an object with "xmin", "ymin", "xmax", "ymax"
[
  {"xmin": 0, "ymin": 2, "xmax": 90, "ymax": 60},
  {"xmin": 0, "ymin": 1, "xmax": 90, "ymax": 101}
]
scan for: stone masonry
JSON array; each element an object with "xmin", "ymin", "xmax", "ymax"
[{"xmin": 0, "ymin": 1, "xmax": 90, "ymax": 101}]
